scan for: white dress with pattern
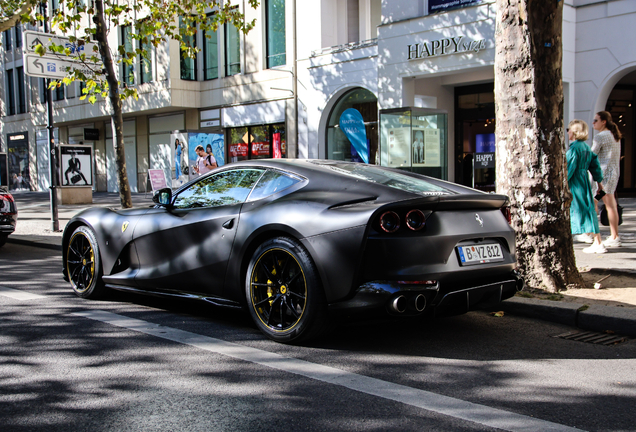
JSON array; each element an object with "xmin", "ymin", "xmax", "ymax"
[{"xmin": 591, "ymin": 130, "xmax": 621, "ymax": 195}]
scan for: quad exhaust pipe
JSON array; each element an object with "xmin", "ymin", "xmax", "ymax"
[{"xmin": 389, "ymin": 294, "xmax": 427, "ymax": 314}]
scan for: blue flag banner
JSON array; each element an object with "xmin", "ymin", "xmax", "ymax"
[{"xmin": 339, "ymin": 108, "xmax": 369, "ymax": 164}]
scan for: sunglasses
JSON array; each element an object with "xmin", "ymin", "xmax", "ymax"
[{"xmin": 593, "ymin": 119, "xmax": 599, "ymax": 123}]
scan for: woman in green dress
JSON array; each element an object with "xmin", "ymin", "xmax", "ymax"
[{"xmin": 566, "ymin": 120, "xmax": 605, "ymax": 254}]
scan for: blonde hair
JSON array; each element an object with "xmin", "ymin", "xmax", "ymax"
[{"xmin": 568, "ymin": 120, "xmax": 589, "ymax": 141}]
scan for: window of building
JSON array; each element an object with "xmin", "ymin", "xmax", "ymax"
[
  {"xmin": 326, "ymin": 88, "xmax": 378, "ymax": 164},
  {"xmin": 139, "ymin": 37, "xmax": 152, "ymax": 84},
  {"xmin": 180, "ymin": 17, "xmax": 197, "ymax": 81},
  {"xmin": 3, "ymin": 30, "xmax": 12, "ymax": 50},
  {"xmin": 15, "ymin": 24, "xmax": 22, "ymax": 48},
  {"xmin": 6, "ymin": 69, "xmax": 15, "ymax": 115},
  {"xmin": 203, "ymin": 16, "xmax": 218, "ymax": 80},
  {"xmin": 266, "ymin": 0, "xmax": 286, "ymax": 68},
  {"xmin": 225, "ymin": 18, "xmax": 240, "ymax": 76},
  {"xmin": 228, "ymin": 124, "xmax": 286, "ymax": 162},
  {"xmin": 121, "ymin": 25, "xmax": 135, "ymax": 85},
  {"xmin": 53, "ymin": 83, "xmax": 64, "ymax": 101},
  {"xmin": 16, "ymin": 67, "xmax": 26, "ymax": 114},
  {"xmin": 39, "ymin": 78, "xmax": 48, "ymax": 104}
]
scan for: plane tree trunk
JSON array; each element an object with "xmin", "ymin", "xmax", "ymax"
[
  {"xmin": 93, "ymin": 0, "xmax": 132, "ymax": 209},
  {"xmin": 494, "ymin": 0, "xmax": 583, "ymax": 292}
]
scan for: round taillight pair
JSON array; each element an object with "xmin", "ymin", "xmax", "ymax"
[{"xmin": 379, "ymin": 210, "xmax": 426, "ymax": 233}]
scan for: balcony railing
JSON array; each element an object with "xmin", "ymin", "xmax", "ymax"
[{"xmin": 311, "ymin": 38, "xmax": 378, "ymax": 57}]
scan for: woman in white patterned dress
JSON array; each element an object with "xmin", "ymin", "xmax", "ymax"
[{"xmin": 591, "ymin": 111, "xmax": 622, "ymax": 247}]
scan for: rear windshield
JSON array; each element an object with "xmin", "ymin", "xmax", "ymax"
[{"xmin": 316, "ymin": 162, "xmax": 453, "ymax": 196}]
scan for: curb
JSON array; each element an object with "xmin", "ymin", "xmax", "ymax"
[
  {"xmin": 500, "ymin": 297, "xmax": 636, "ymax": 338},
  {"xmin": 6, "ymin": 237, "xmax": 62, "ymax": 251}
]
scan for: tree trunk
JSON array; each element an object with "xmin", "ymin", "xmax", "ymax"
[
  {"xmin": 93, "ymin": 0, "xmax": 132, "ymax": 209},
  {"xmin": 494, "ymin": 0, "xmax": 583, "ymax": 292}
]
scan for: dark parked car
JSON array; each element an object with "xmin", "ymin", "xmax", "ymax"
[
  {"xmin": 62, "ymin": 160, "xmax": 522, "ymax": 342},
  {"xmin": 0, "ymin": 186, "xmax": 18, "ymax": 247},
  {"xmin": 0, "ymin": 187, "xmax": 17, "ymax": 247}
]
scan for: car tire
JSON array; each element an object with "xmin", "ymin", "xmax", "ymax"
[
  {"xmin": 66, "ymin": 225, "xmax": 106, "ymax": 299},
  {"xmin": 246, "ymin": 237, "xmax": 327, "ymax": 343},
  {"xmin": 0, "ymin": 234, "xmax": 7, "ymax": 248}
]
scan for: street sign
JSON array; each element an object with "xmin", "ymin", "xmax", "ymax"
[
  {"xmin": 23, "ymin": 30, "xmax": 99, "ymax": 58},
  {"xmin": 23, "ymin": 53, "xmax": 96, "ymax": 79}
]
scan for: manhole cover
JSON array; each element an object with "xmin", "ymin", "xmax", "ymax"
[{"xmin": 553, "ymin": 330, "xmax": 630, "ymax": 346}]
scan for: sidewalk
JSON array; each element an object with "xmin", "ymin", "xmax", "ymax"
[{"xmin": 6, "ymin": 191, "xmax": 636, "ymax": 337}]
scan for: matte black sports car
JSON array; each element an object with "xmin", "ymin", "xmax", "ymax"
[
  {"xmin": 0, "ymin": 187, "xmax": 17, "ymax": 248},
  {"xmin": 62, "ymin": 160, "xmax": 522, "ymax": 342}
]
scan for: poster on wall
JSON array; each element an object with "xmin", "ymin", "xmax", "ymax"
[
  {"xmin": 428, "ymin": 0, "xmax": 483, "ymax": 14},
  {"xmin": 273, "ymin": 133, "xmax": 283, "ymax": 159},
  {"xmin": 60, "ymin": 145, "xmax": 93, "ymax": 186},
  {"xmin": 188, "ymin": 132, "xmax": 225, "ymax": 178},
  {"xmin": 170, "ymin": 132, "xmax": 189, "ymax": 187},
  {"xmin": 386, "ymin": 128, "xmax": 411, "ymax": 167},
  {"xmin": 7, "ymin": 132, "xmax": 30, "ymax": 191},
  {"xmin": 423, "ymin": 128, "xmax": 441, "ymax": 167}
]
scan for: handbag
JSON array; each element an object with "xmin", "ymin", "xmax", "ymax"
[
  {"xmin": 71, "ymin": 174, "xmax": 82, "ymax": 184},
  {"xmin": 598, "ymin": 200, "xmax": 623, "ymax": 226}
]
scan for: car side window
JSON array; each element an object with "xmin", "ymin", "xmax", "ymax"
[
  {"xmin": 173, "ymin": 169, "xmax": 264, "ymax": 209},
  {"xmin": 247, "ymin": 170, "xmax": 300, "ymax": 202}
]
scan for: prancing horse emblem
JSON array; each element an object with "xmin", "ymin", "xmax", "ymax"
[
  {"xmin": 122, "ymin": 221, "xmax": 129, "ymax": 233},
  {"xmin": 475, "ymin": 214, "xmax": 483, "ymax": 227}
]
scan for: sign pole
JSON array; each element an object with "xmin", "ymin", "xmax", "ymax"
[{"xmin": 41, "ymin": 2, "xmax": 59, "ymax": 231}]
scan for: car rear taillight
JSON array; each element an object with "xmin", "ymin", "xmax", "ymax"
[
  {"xmin": 0, "ymin": 194, "xmax": 16, "ymax": 215},
  {"xmin": 405, "ymin": 209, "xmax": 426, "ymax": 231},
  {"xmin": 379, "ymin": 211, "xmax": 400, "ymax": 233},
  {"xmin": 501, "ymin": 205, "xmax": 512, "ymax": 224}
]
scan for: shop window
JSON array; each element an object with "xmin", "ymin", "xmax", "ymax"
[
  {"xmin": 6, "ymin": 69, "xmax": 15, "ymax": 116},
  {"xmin": 379, "ymin": 108, "xmax": 448, "ymax": 180},
  {"xmin": 266, "ymin": 0, "xmax": 286, "ymax": 68},
  {"xmin": 203, "ymin": 15, "xmax": 218, "ymax": 80},
  {"xmin": 228, "ymin": 124, "xmax": 286, "ymax": 162},
  {"xmin": 180, "ymin": 17, "xmax": 197, "ymax": 81},
  {"xmin": 326, "ymin": 88, "xmax": 378, "ymax": 164},
  {"xmin": 225, "ymin": 15, "xmax": 240, "ymax": 76}
]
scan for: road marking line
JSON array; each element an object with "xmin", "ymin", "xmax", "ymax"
[
  {"xmin": 0, "ymin": 285, "xmax": 47, "ymax": 300},
  {"xmin": 73, "ymin": 309, "xmax": 582, "ymax": 432}
]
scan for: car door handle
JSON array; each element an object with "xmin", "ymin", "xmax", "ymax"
[{"xmin": 222, "ymin": 219, "xmax": 234, "ymax": 229}]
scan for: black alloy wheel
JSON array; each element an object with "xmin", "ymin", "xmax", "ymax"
[
  {"xmin": 66, "ymin": 225, "xmax": 105, "ymax": 299},
  {"xmin": 246, "ymin": 237, "xmax": 327, "ymax": 343}
]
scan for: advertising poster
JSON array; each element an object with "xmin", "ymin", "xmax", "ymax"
[
  {"xmin": 170, "ymin": 132, "xmax": 188, "ymax": 187},
  {"xmin": 251, "ymin": 140, "xmax": 270, "ymax": 158},
  {"xmin": 476, "ymin": 133, "xmax": 496, "ymax": 153},
  {"xmin": 188, "ymin": 132, "xmax": 225, "ymax": 178},
  {"xmin": 60, "ymin": 145, "xmax": 93, "ymax": 186},
  {"xmin": 339, "ymin": 108, "xmax": 369, "ymax": 163},
  {"xmin": 273, "ymin": 133, "xmax": 282, "ymax": 159},
  {"xmin": 412, "ymin": 129, "xmax": 426, "ymax": 166},
  {"xmin": 423, "ymin": 128, "xmax": 441, "ymax": 167},
  {"xmin": 8, "ymin": 132, "xmax": 30, "ymax": 191},
  {"xmin": 386, "ymin": 128, "xmax": 411, "ymax": 167}
]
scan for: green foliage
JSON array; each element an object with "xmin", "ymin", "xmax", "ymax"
[{"xmin": 7, "ymin": 0, "xmax": 259, "ymax": 104}]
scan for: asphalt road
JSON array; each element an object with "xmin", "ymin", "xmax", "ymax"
[{"xmin": 1, "ymin": 243, "xmax": 635, "ymax": 432}]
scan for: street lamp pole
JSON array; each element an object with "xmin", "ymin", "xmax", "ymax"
[{"xmin": 40, "ymin": 2, "xmax": 59, "ymax": 231}]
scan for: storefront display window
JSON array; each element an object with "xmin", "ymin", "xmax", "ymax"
[
  {"xmin": 379, "ymin": 108, "xmax": 448, "ymax": 180},
  {"xmin": 228, "ymin": 124, "xmax": 286, "ymax": 162},
  {"xmin": 326, "ymin": 88, "xmax": 378, "ymax": 164}
]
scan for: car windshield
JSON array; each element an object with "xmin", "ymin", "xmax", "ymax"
[{"xmin": 316, "ymin": 162, "xmax": 453, "ymax": 196}]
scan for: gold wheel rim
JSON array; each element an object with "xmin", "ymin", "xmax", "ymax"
[
  {"xmin": 250, "ymin": 248, "xmax": 307, "ymax": 333},
  {"xmin": 67, "ymin": 232, "xmax": 95, "ymax": 293}
]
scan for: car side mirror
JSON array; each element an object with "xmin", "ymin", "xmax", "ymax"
[{"xmin": 152, "ymin": 188, "xmax": 173, "ymax": 207}]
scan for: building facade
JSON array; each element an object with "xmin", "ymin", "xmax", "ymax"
[{"xmin": 1, "ymin": 0, "xmax": 635, "ymax": 194}]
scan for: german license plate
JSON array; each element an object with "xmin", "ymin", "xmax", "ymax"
[{"xmin": 457, "ymin": 243, "xmax": 504, "ymax": 265}]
